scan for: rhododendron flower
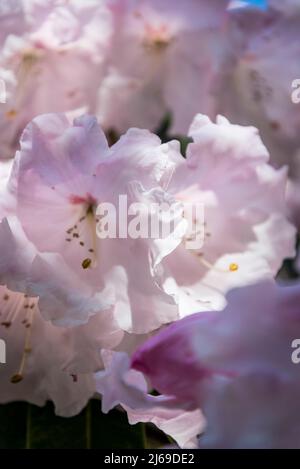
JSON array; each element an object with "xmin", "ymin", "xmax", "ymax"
[
  {"xmin": 6, "ymin": 112, "xmax": 186, "ymax": 333},
  {"xmin": 0, "ymin": 285, "xmax": 96, "ymax": 417},
  {"xmin": 0, "ymin": 215, "xmax": 124, "ymax": 378},
  {"xmin": 216, "ymin": 4, "xmax": 300, "ymax": 230},
  {"xmin": 5, "ymin": 111, "xmax": 295, "ymax": 332},
  {"xmin": 97, "ymin": 0, "xmax": 230, "ymax": 134},
  {"xmin": 162, "ymin": 114, "xmax": 296, "ymax": 315},
  {"xmin": 132, "ymin": 281, "xmax": 300, "ymax": 448},
  {"xmin": 0, "ymin": 0, "xmax": 113, "ymax": 159},
  {"xmin": 219, "ymin": 6, "xmax": 300, "ymax": 171}
]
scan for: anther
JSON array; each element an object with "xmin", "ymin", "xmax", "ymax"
[
  {"xmin": 229, "ymin": 263, "xmax": 239, "ymax": 272},
  {"xmin": 10, "ymin": 374, "xmax": 24, "ymax": 384}
]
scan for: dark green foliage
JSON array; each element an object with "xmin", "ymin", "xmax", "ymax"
[{"xmin": 0, "ymin": 401, "xmax": 145, "ymax": 449}]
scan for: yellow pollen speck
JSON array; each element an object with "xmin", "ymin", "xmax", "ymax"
[
  {"xmin": 82, "ymin": 258, "xmax": 92, "ymax": 269},
  {"xmin": 229, "ymin": 263, "xmax": 239, "ymax": 272}
]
